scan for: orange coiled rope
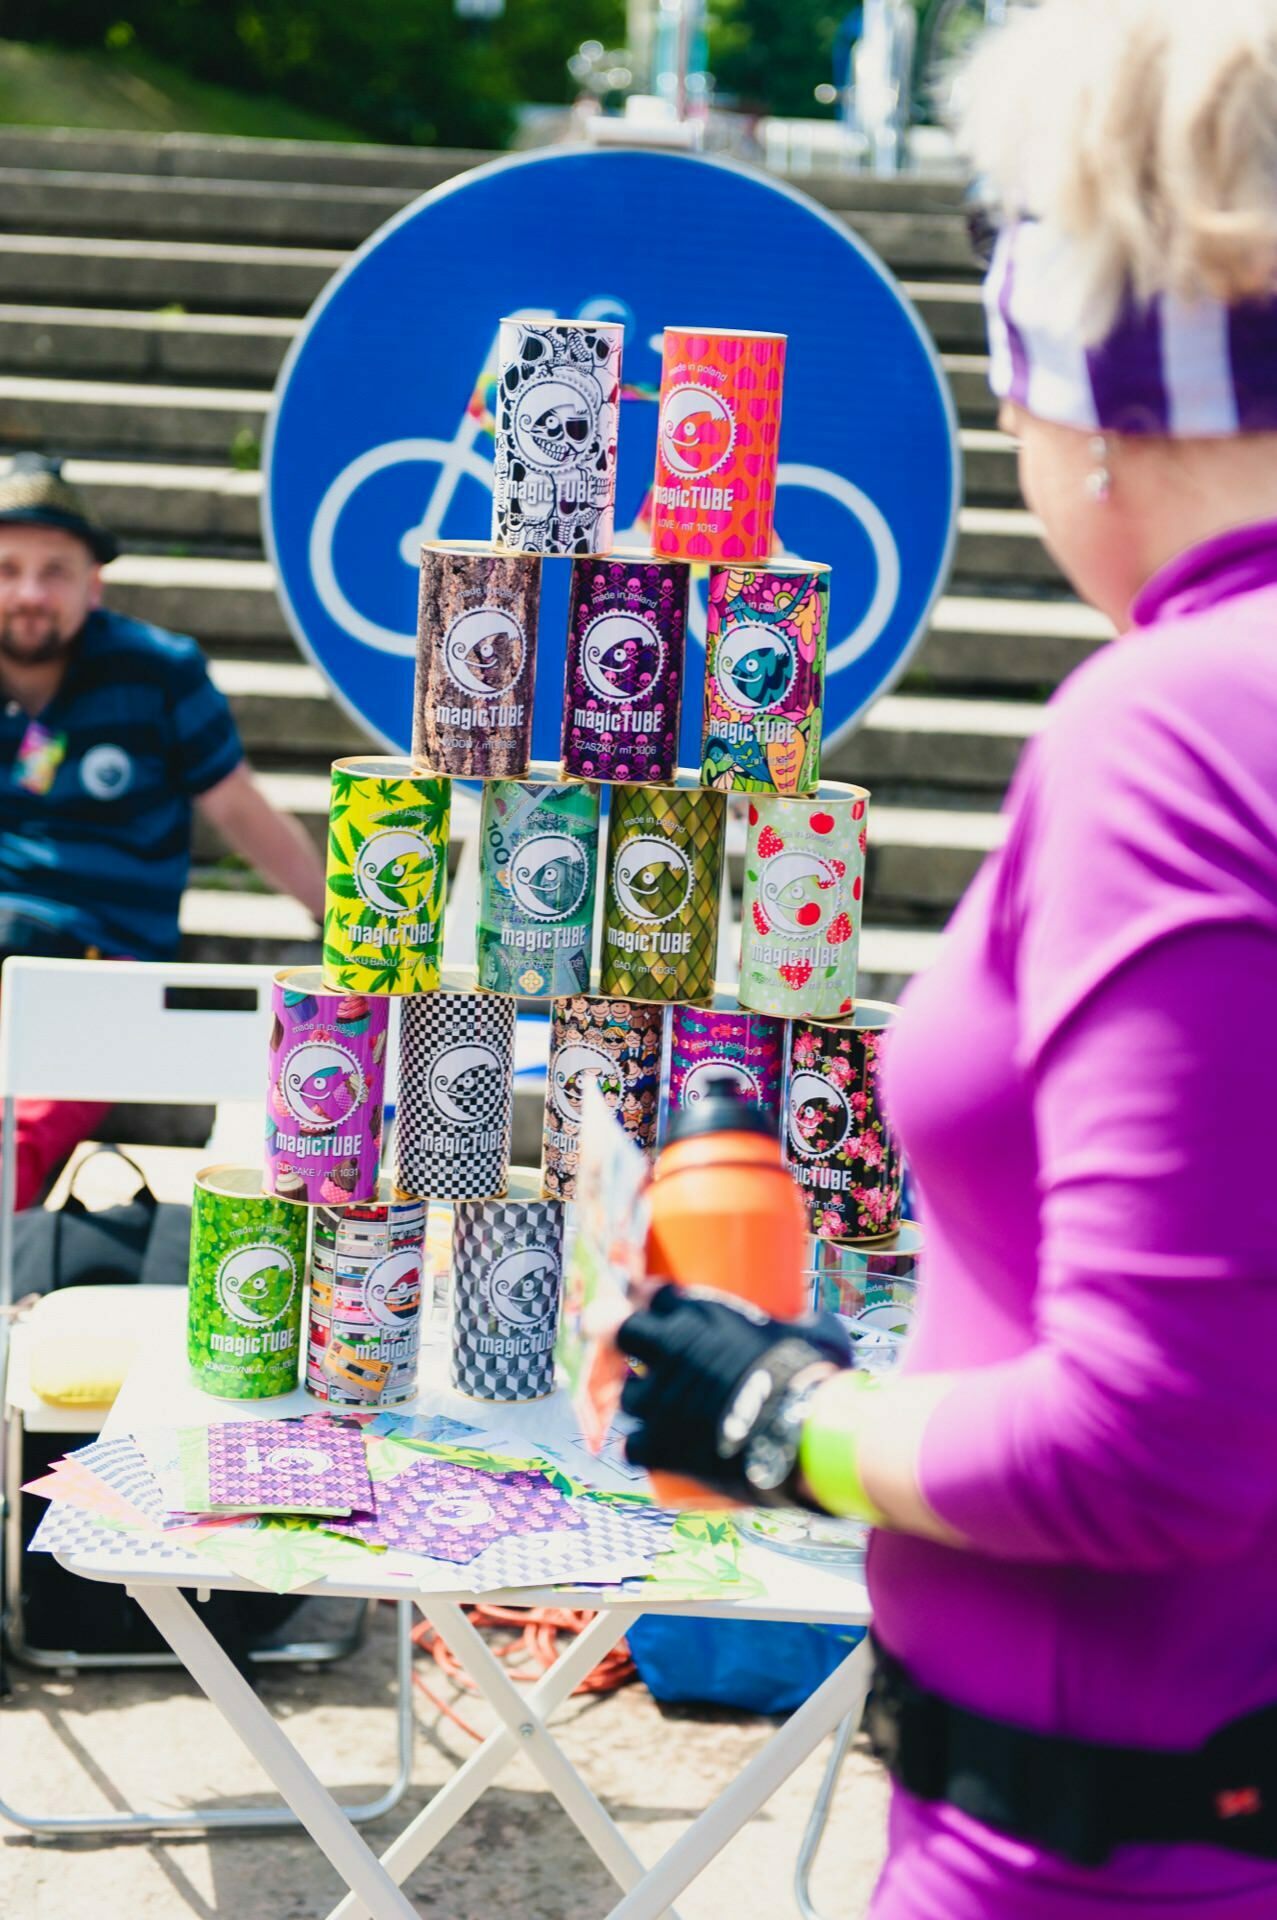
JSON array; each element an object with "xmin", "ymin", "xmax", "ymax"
[{"xmin": 407, "ymin": 1604, "xmax": 637, "ymax": 1740}]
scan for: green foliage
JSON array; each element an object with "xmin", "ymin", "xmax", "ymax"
[{"xmin": 708, "ymin": 0, "xmax": 844, "ymax": 116}]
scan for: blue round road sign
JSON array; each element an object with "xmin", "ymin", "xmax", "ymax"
[{"xmin": 264, "ymin": 148, "xmax": 960, "ymax": 768}]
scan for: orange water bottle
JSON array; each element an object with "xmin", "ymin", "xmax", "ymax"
[{"xmin": 644, "ymin": 1076, "xmax": 808, "ymax": 1507}]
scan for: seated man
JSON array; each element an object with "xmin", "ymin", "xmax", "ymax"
[{"xmin": 0, "ymin": 452, "xmax": 327, "ymax": 1204}]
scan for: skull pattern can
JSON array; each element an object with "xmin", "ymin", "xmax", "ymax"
[
  {"xmin": 542, "ymin": 994, "xmax": 664, "ymax": 1200},
  {"xmin": 187, "ymin": 1166, "xmax": 308, "ymax": 1399},
  {"xmin": 394, "ymin": 972, "xmax": 516, "ymax": 1202},
  {"xmin": 491, "ymin": 318, "xmax": 623, "ymax": 557},
  {"xmin": 306, "ymin": 1185, "xmax": 426, "ymax": 1407},
  {"xmin": 561, "ymin": 552, "xmax": 689, "ymax": 784},
  {"xmin": 651, "ymin": 327, "xmax": 786, "ymax": 563},
  {"xmin": 599, "ymin": 775, "xmax": 726, "ymax": 1005},
  {"xmin": 451, "ymin": 1170, "xmax": 565, "ymax": 1400},
  {"xmin": 785, "ymin": 1003, "xmax": 903, "ymax": 1243},
  {"xmin": 667, "ymin": 998, "xmax": 785, "ymax": 1136},
  {"xmin": 701, "ymin": 563, "xmax": 828, "ymax": 795},
  {"xmin": 477, "ymin": 764, "xmax": 600, "ymax": 997},
  {"xmin": 738, "ymin": 782, "xmax": 869, "ymax": 1019},
  {"xmin": 321, "ymin": 757, "xmax": 450, "ymax": 996},
  {"xmin": 265, "ymin": 967, "xmax": 388, "ymax": 1206},
  {"xmin": 414, "ymin": 541, "xmax": 540, "ymax": 779},
  {"xmin": 807, "ymin": 1220, "xmax": 924, "ymax": 1374}
]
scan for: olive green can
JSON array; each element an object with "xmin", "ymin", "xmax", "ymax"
[
  {"xmin": 599, "ymin": 775, "xmax": 726, "ymax": 1004},
  {"xmin": 187, "ymin": 1165, "xmax": 308, "ymax": 1399}
]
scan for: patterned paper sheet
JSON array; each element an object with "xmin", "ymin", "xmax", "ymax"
[
  {"xmin": 202, "ymin": 1418, "xmax": 373, "ymax": 1515},
  {"xmin": 328, "ymin": 1458, "xmax": 585, "ymax": 1563}
]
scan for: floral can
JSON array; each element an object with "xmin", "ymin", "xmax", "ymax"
[
  {"xmin": 701, "ymin": 561, "xmax": 828, "ymax": 795},
  {"xmin": 784, "ymin": 1002, "xmax": 902, "ymax": 1242}
]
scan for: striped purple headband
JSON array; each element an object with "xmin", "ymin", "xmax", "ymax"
[{"xmin": 984, "ymin": 222, "xmax": 1277, "ymax": 436}]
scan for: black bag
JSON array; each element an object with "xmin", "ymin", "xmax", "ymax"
[{"xmin": 11, "ymin": 1145, "xmax": 191, "ymax": 1295}]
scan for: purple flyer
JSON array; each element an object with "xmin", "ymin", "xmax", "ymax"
[
  {"xmin": 560, "ymin": 554, "xmax": 689, "ymax": 783},
  {"xmin": 333, "ymin": 1457, "xmax": 584, "ymax": 1563},
  {"xmin": 205, "ymin": 1418, "xmax": 374, "ymax": 1515}
]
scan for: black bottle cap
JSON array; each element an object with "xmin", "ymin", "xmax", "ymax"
[{"xmin": 665, "ymin": 1073, "xmax": 777, "ymax": 1145}]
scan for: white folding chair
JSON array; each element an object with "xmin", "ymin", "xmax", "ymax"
[{"xmin": 0, "ymin": 957, "xmax": 413, "ymax": 1837}]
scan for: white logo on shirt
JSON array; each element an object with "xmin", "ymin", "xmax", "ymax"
[{"xmin": 80, "ymin": 744, "xmax": 132, "ymax": 800}]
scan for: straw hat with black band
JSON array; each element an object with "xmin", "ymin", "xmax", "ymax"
[{"xmin": 0, "ymin": 453, "xmax": 118, "ymax": 565}]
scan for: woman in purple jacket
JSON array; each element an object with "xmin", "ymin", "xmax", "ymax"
[{"xmin": 618, "ymin": 1, "xmax": 1277, "ymax": 1913}]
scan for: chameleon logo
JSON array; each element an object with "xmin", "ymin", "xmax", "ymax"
[
  {"xmin": 787, "ymin": 1069, "xmax": 852, "ymax": 1162},
  {"xmin": 580, "ymin": 611, "xmax": 664, "ymax": 702},
  {"xmin": 508, "ymin": 833, "xmax": 590, "ymax": 922},
  {"xmin": 659, "ymin": 384, "xmax": 736, "ymax": 479},
  {"xmin": 486, "ymin": 1246, "xmax": 558, "ymax": 1329},
  {"xmin": 442, "ymin": 606, "xmax": 524, "ymax": 697},
  {"xmin": 612, "ymin": 834, "xmax": 693, "ymax": 924},
  {"xmin": 714, "ymin": 620, "xmax": 797, "ymax": 713},
  {"xmin": 353, "ymin": 828, "xmax": 436, "ymax": 918},
  {"xmin": 215, "ymin": 1244, "xmax": 298, "ymax": 1329},
  {"xmin": 757, "ymin": 850, "xmax": 842, "ymax": 940},
  {"xmin": 362, "ymin": 1250, "xmax": 422, "ymax": 1330}
]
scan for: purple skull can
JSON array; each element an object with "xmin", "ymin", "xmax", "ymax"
[{"xmin": 561, "ymin": 552, "xmax": 690, "ymax": 783}]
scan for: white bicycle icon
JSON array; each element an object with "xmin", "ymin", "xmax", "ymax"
[{"xmin": 308, "ymin": 306, "xmax": 901, "ymax": 677}]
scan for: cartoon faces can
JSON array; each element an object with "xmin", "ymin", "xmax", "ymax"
[
  {"xmin": 612, "ymin": 834, "xmax": 693, "ymax": 924},
  {"xmin": 508, "ymin": 833, "xmax": 590, "ymax": 921},
  {"xmin": 580, "ymin": 611, "xmax": 664, "ymax": 702},
  {"xmin": 659, "ymin": 385, "xmax": 736, "ymax": 478},
  {"xmin": 362, "ymin": 1250, "xmax": 422, "ymax": 1329},
  {"xmin": 442, "ymin": 606, "xmax": 525, "ymax": 698},
  {"xmin": 486, "ymin": 1245, "xmax": 558, "ymax": 1329},
  {"xmin": 280, "ymin": 1039, "xmax": 363, "ymax": 1133},
  {"xmin": 512, "ymin": 368, "xmax": 600, "ymax": 471},
  {"xmin": 787, "ymin": 1069, "xmax": 852, "ymax": 1160},
  {"xmin": 353, "ymin": 828, "xmax": 436, "ymax": 917},
  {"xmin": 714, "ymin": 621, "xmax": 797, "ymax": 712},
  {"xmin": 216, "ymin": 1244, "xmax": 298, "ymax": 1328},
  {"xmin": 428, "ymin": 1042, "xmax": 505, "ymax": 1130},
  {"xmin": 681, "ymin": 1058, "xmax": 761, "ymax": 1107},
  {"xmin": 549, "ymin": 1041, "xmax": 619, "ymax": 1126},
  {"xmin": 758, "ymin": 851, "xmax": 843, "ymax": 940}
]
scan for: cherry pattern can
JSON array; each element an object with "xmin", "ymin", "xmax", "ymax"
[{"xmin": 738, "ymin": 783, "xmax": 869, "ymax": 1020}]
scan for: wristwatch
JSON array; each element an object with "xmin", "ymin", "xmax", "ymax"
[{"xmin": 715, "ymin": 1338, "xmax": 839, "ymax": 1510}]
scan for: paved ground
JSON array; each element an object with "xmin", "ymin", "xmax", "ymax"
[{"xmin": 1, "ymin": 1601, "xmax": 889, "ymax": 1918}]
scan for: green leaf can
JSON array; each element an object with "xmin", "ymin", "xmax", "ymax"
[
  {"xmin": 600, "ymin": 775, "xmax": 726, "ymax": 1004},
  {"xmin": 321, "ymin": 755, "xmax": 450, "ymax": 996},
  {"xmin": 187, "ymin": 1166, "xmax": 308, "ymax": 1399},
  {"xmin": 477, "ymin": 763, "xmax": 600, "ymax": 997}
]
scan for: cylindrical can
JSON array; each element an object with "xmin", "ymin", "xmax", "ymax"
[
  {"xmin": 451, "ymin": 1169, "xmax": 565, "ymax": 1401},
  {"xmin": 667, "ymin": 998, "xmax": 785, "ymax": 1135},
  {"xmin": 306, "ymin": 1183, "xmax": 426, "ymax": 1407},
  {"xmin": 542, "ymin": 994, "xmax": 664, "ymax": 1200},
  {"xmin": 701, "ymin": 562, "xmax": 828, "ymax": 795},
  {"xmin": 394, "ymin": 969, "xmax": 516, "ymax": 1201},
  {"xmin": 321, "ymin": 756, "xmax": 450, "ymax": 996},
  {"xmin": 738, "ymin": 782, "xmax": 870, "ymax": 1019},
  {"xmin": 785, "ymin": 1002, "xmax": 903, "ymax": 1242},
  {"xmin": 491, "ymin": 318, "xmax": 623, "ymax": 556},
  {"xmin": 265, "ymin": 966, "xmax": 388, "ymax": 1206},
  {"xmin": 651, "ymin": 327, "xmax": 786, "ymax": 564},
  {"xmin": 561, "ymin": 551, "xmax": 689, "ymax": 783},
  {"xmin": 477, "ymin": 764, "xmax": 600, "ymax": 997},
  {"xmin": 187, "ymin": 1165, "xmax": 308, "ymax": 1399},
  {"xmin": 600, "ymin": 775, "xmax": 726, "ymax": 1004},
  {"xmin": 413, "ymin": 540, "xmax": 540, "ymax": 779},
  {"xmin": 807, "ymin": 1221, "xmax": 924, "ymax": 1373}
]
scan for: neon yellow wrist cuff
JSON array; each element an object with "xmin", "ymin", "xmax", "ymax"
[{"xmin": 799, "ymin": 1371, "xmax": 887, "ymax": 1524}]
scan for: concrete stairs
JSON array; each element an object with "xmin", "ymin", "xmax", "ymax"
[{"xmin": 0, "ymin": 128, "xmax": 1104, "ymax": 1007}]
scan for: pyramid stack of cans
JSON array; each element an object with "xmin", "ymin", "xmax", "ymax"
[{"xmin": 185, "ymin": 316, "xmax": 918, "ymax": 1414}]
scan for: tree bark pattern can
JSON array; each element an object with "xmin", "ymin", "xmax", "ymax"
[
  {"xmin": 306, "ymin": 1187, "xmax": 426, "ymax": 1407},
  {"xmin": 600, "ymin": 776, "xmax": 726, "ymax": 1004},
  {"xmin": 561, "ymin": 552, "xmax": 689, "ymax": 783},
  {"xmin": 667, "ymin": 998, "xmax": 785, "ymax": 1136},
  {"xmin": 701, "ymin": 562, "xmax": 828, "ymax": 795},
  {"xmin": 394, "ymin": 972, "xmax": 516, "ymax": 1202},
  {"xmin": 450, "ymin": 1170, "xmax": 564, "ymax": 1401},
  {"xmin": 187, "ymin": 1166, "xmax": 308, "ymax": 1399},
  {"xmin": 477, "ymin": 765, "xmax": 600, "ymax": 997},
  {"xmin": 265, "ymin": 966, "xmax": 388, "ymax": 1206},
  {"xmin": 321, "ymin": 757, "xmax": 450, "ymax": 996},
  {"xmin": 738, "ymin": 783, "xmax": 869, "ymax": 1019},
  {"xmin": 651, "ymin": 327, "xmax": 786, "ymax": 563},
  {"xmin": 413, "ymin": 541, "xmax": 539, "ymax": 778},
  {"xmin": 491, "ymin": 319, "xmax": 623, "ymax": 557},
  {"xmin": 542, "ymin": 994, "xmax": 664, "ymax": 1200},
  {"xmin": 785, "ymin": 1003, "xmax": 903, "ymax": 1243}
]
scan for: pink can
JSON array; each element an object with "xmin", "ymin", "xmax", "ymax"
[{"xmin": 651, "ymin": 327, "xmax": 786, "ymax": 563}]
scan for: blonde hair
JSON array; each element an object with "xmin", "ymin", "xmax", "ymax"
[{"xmin": 958, "ymin": 0, "xmax": 1277, "ymax": 339}]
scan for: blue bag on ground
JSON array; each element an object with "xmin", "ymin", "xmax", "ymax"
[{"xmin": 626, "ymin": 1616, "xmax": 865, "ymax": 1713}]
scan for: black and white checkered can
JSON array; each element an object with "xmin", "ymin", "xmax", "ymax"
[
  {"xmin": 450, "ymin": 1169, "xmax": 564, "ymax": 1400},
  {"xmin": 394, "ymin": 968, "xmax": 516, "ymax": 1202}
]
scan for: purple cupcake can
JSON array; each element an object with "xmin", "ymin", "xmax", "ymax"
[
  {"xmin": 561, "ymin": 551, "xmax": 689, "ymax": 784},
  {"xmin": 265, "ymin": 966, "xmax": 388, "ymax": 1207}
]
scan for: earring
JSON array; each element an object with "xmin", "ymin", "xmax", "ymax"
[{"xmin": 1085, "ymin": 434, "xmax": 1112, "ymax": 503}]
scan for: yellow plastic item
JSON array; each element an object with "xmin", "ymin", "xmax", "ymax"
[{"xmin": 28, "ymin": 1333, "xmax": 136, "ymax": 1407}]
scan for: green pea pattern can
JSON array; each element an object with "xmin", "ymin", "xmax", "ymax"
[
  {"xmin": 599, "ymin": 775, "xmax": 726, "ymax": 1004},
  {"xmin": 187, "ymin": 1165, "xmax": 308, "ymax": 1399}
]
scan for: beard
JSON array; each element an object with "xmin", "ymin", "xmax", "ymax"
[{"xmin": 0, "ymin": 610, "xmax": 79, "ymax": 665}]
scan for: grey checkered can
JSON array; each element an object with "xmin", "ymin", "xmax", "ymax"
[
  {"xmin": 450, "ymin": 1169, "xmax": 564, "ymax": 1400},
  {"xmin": 394, "ymin": 972, "xmax": 516, "ymax": 1202}
]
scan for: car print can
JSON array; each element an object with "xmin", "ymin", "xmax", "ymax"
[
  {"xmin": 321, "ymin": 757, "xmax": 450, "ymax": 996},
  {"xmin": 651, "ymin": 327, "xmax": 786, "ymax": 563},
  {"xmin": 542, "ymin": 994, "xmax": 664, "ymax": 1200},
  {"xmin": 599, "ymin": 775, "xmax": 726, "ymax": 1004},
  {"xmin": 667, "ymin": 996, "xmax": 785, "ymax": 1137},
  {"xmin": 265, "ymin": 966, "xmax": 388, "ymax": 1206},
  {"xmin": 187, "ymin": 1166, "xmax": 308, "ymax": 1399},
  {"xmin": 701, "ymin": 562, "xmax": 828, "ymax": 795},
  {"xmin": 491, "ymin": 318, "xmax": 623, "ymax": 556},
  {"xmin": 807, "ymin": 1220, "xmax": 924, "ymax": 1374},
  {"xmin": 477, "ymin": 763, "xmax": 600, "ymax": 997},
  {"xmin": 394, "ymin": 970, "xmax": 516, "ymax": 1202},
  {"xmin": 414, "ymin": 540, "xmax": 540, "ymax": 779},
  {"xmin": 785, "ymin": 1002, "xmax": 903, "ymax": 1243},
  {"xmin": 561, "ymin": 551, "xmax": 689, "ymax": 784},
  {"xmin": 739, "ymin": 782, "xmax": 869, "ymax": 1018},
  {"xmin": 306, "ymin": 1183, "xmax": 426, "ymax": 1406},
  {"xmin": 451, "ymin": 1170, "xmax": 565, "ymax": 1400}
]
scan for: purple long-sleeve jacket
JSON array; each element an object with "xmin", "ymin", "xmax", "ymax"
[{"xmin": 870, "ymin": 522, "xmax": 1277, "ymax": 1919}]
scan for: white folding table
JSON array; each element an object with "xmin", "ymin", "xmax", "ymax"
[{"xmin": 52, "ymin": 1316, "xmax": 873, "ymax": 1920}]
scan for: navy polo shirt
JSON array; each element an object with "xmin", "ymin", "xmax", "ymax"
[{"xmin": 0, "ymin": 608, "xmax": 244, "ymax": 959}]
